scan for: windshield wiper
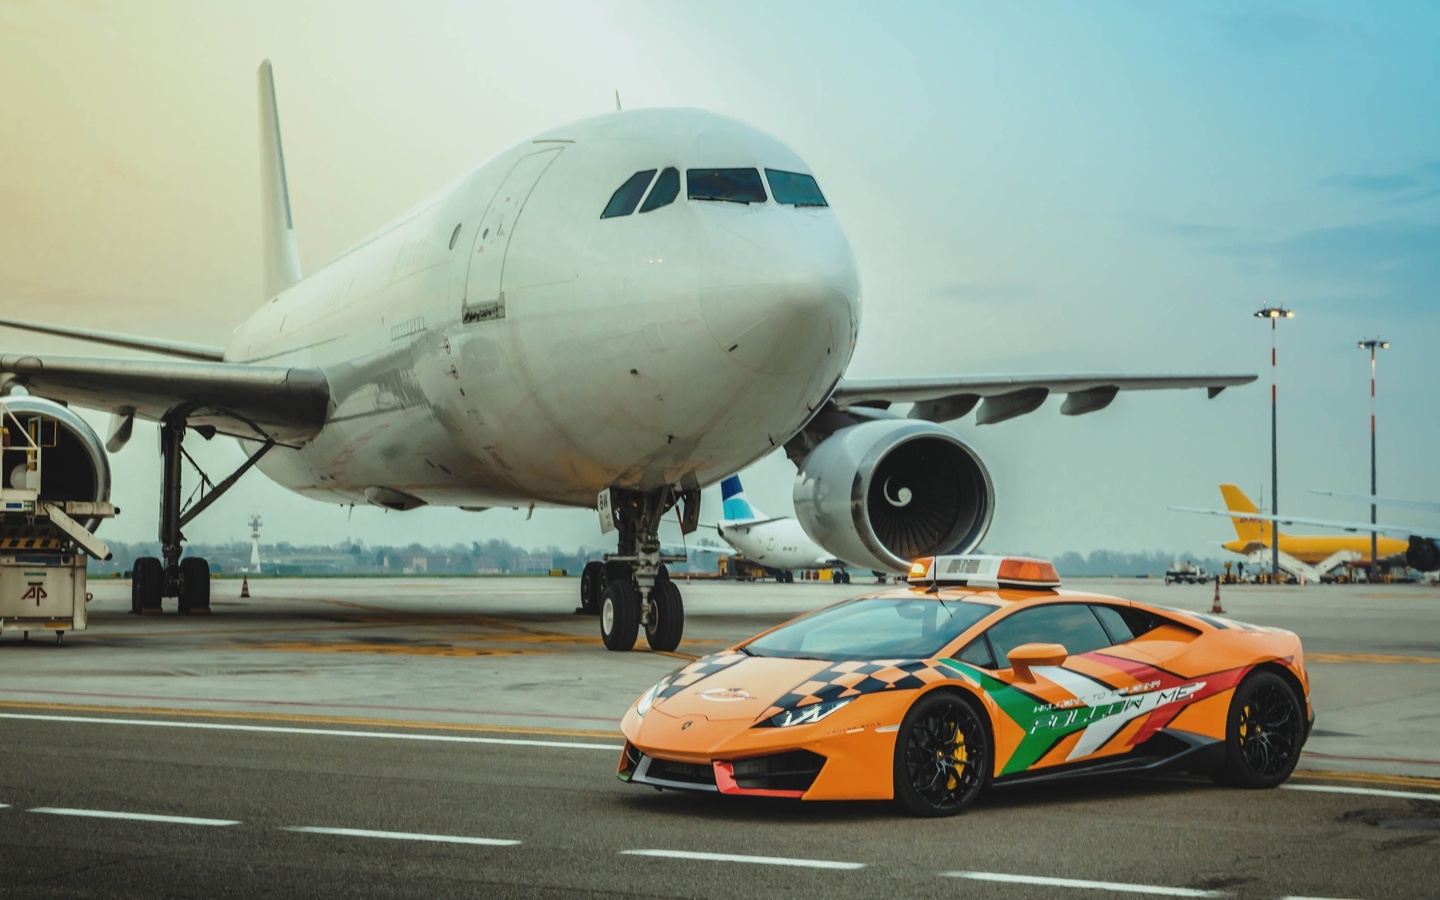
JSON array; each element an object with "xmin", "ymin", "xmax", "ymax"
[
  {"xmin": 691, "ymin": 195, "xmax": 752, "ymax": 205},
  {"xmin": 790, "ymin": 202, "xmax": 827, "ymax": 208},
  {"xmin": 736, "ymin": 645, "xmax": 755, "ymax": 656}
]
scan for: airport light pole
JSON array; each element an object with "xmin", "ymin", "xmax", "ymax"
[
  {"xmin": 1359, "ymin": 338, "xmax": 1389, "ymax": 579},
  {"xmin": 1255, "ymin": 305, "xmax": 1294, "ymax": 579}
]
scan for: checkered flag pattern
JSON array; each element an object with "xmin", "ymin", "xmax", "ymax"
[
  {"xmin": 656, "ymin": 652, "xmax": 748, "ymax": 700},
  {"xmin": 760, "ymin": 660, "xmax": 953, "ymax": 719}
]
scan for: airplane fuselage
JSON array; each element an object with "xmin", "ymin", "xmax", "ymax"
[
  {"xmin": 1224, "ymin": 533, "xmax": 1408, "ymax": 564},
  {"xmin": 226, "ymin": 110, "xmax": 860, "ymax": 510},
  {"xmin": 717, "ymin": 516, "xmax": 842, "ymax": 571}
]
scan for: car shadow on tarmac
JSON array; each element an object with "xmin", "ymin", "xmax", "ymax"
[{"xmin": 612, "ymin": 773, "xmax": 1215, "ymax": 823}]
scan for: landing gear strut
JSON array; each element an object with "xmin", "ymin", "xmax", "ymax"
[
  {"xmin": 584, "ymin": 487, "xmax": 697, "ymax": 652},
  {"xmin": 130, "ymin": 414, "xmax": 273, "ymax": 616}
]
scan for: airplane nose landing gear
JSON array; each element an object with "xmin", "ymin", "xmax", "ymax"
[{"xmin": 587, "ymin": 487, "xmax": 697, "ymax": 652}]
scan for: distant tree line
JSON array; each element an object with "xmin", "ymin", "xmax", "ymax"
[
  {"xmin": 1038, "ymin": 550, "xmax": 1228, "ymax": 578},
  {"xmin": 86, "ymin": 537, "xmax": 1225, "ymax": 579}
]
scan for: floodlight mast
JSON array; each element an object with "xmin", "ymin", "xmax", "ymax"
[
  {"xmin": 1254, "ymin": 305, "xmax": 1293, "ymax": 580},
  {"xmin": 1359, "ymin": 338, "xmax": 1389, "ymax": 578}
]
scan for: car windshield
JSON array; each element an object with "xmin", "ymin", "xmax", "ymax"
[
  {"xmin": 687, "ymin": 168, "xmax": 767, "ymax": 204},
  {"xmin": 766, "ymin": 169, "xmax": 827, "ymax": 207},
  {"xmin": 744, "ymin": 597, "xmax": 996, "ymax": 661}
]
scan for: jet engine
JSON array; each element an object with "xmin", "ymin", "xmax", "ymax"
[
  {"xmin": 1406, "ymin": 536, "xmax": 1440, "ymax": 573},
  {"xmin": 793, "ymin": 419, "xmax": 993, "ymax": 573},
  {"xmin": 0, "ymin": 396, "xmax": 112, "ymax": 531}
]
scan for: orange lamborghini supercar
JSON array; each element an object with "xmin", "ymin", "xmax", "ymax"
[{"xmin": 618, "ymin": 556, "xmax": 1314, "ymax": 817}]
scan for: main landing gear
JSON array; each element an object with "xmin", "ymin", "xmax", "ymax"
[
  {"xmin": 580, "ymin": 487, "xmax": 698, "ymax": 653},
  {"xmin": 130, "ymin": 413, "xmax": 273, "ymax": 616}
]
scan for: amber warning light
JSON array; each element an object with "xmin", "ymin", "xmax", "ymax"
[{"xmin": 907, "ymin": 555, "xmax": 1061, "ymax": 590}]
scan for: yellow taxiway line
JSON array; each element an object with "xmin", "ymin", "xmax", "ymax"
[
  {"xmin": 1292, "ymin": 768, "xmax": 1440, "ymax": 791},
  {"xmin": 1308, "ymin": 652, "xmax": 1440, "ymax": 664},
  {"xmin": 0, "ymin": 699, "xmax": 621, "ymax": 739}
]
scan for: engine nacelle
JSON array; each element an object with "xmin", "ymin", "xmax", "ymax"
[
  {"xmin": 1, "ymin": 396, "xmax": 112, "ymax": 531},
  {"xmin": 793, "ymin": 419, "xmax": 993, "ymax": 573},
  {"xmin": 1407, "ymin": 536, "xmax": 1440, "ymax": 572}
]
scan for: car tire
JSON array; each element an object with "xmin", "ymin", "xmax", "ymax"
[
  {"xmin": 579, "ymin": 561, "xmax": 604, "ymax": 615},
  {"xmin": 1215, "ymin": 670, "xmax": 1305, "ymax": 789},
  {"xmin": 892, "ymin": 690, "xmax": 991, "ymax": 817},
  {"xmin": 644, "ymin": 579, "xmax": 684, "ymax": 652},
  {"xmin": 600, "ymin": 578, "xmax": 639, "ymax": 652}
]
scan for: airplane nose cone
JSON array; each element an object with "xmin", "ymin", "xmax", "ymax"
[{"xmin": 698, "ymin": 213, "xmax": 859, "ymax": 376}]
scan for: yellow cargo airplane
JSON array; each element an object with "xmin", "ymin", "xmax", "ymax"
[{"xmin": 1178, "ymin": 484, "xmax": 1408, "ymax": 566}]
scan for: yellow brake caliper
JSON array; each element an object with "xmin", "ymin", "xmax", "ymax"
[{"xmin": 947, "ymin": 721, "xmax": 967, "ymax": 790}]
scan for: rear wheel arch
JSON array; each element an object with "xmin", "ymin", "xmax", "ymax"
[{"xmin": 1251, "ymin": 660, "xmax": 1307, "ymax": 709}]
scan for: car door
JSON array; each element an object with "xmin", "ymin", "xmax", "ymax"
[{"xmin": 949, "ymin": 603, "xmax": 1171, "ymax": 777}]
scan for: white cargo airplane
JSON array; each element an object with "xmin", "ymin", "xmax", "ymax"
[
  {"xmin": 711, "ymin": 474, "xmax": 853, "ymax": 583},
  {"xmin": 0, "ymin": 62, "xmax": 1254, "ymax": 652}
]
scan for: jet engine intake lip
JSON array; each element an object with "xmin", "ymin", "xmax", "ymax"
[
  {"xmin": 849, "ymin": 421, "xmax": 994, "ymax": 572},
  {"xmin": 0, "ymin": 395, "xmax": 112, "ymax": 532}
]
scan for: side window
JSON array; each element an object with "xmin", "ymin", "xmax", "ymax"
[
  {"xmin": 984, "ymin": 604, "xmax": 1113, "ymax": 668},
  {"xmin": 601, "ymin": 169, "xmax": 657, "ymax": 219},
  {"xmin": 639, "ymin": 167, "xmax": 680, "ymax": 212},
  {"xmin": 1091, "ymin": 606, "xmax": 1136, "ymax": 645},
  {"xmin": 956, "ymin": 636, "xmax": 995, "ymax": 670}
]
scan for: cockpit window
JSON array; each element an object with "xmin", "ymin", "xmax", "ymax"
[
  {"xmin": 639, "ymin": 167, "xmax": 680, "ymax": 213},
  {"xmin": 687, "ymin": 168, "xmax": 766, "ymax": 205},
  {"xmin": 601, "ymin": 169, "xmax": 656, "ymax": 219},
  {"xmin": 766, "ymin": 169, "xmax": 827, "ymax": 207}
]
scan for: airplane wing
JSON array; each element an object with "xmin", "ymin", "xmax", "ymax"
[
  {"xmin": 1169, "ymin": 505, "xmax": 1440, "ymax": 542},
  {"xmin": 832, "ymin": 373, "xmax": 1256, "ymax": 424},
  {"xmin": 1310, "ymin": 490, "xmax": 1440, "ymax": 514},
  {"xmin": 0, "ymin": 353, "xmax": 329, "ymax": 445}
]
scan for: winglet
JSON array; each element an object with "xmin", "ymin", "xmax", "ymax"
[{"xmin": 259, "ymin": 60, "xmax": 302, "ymax": 300}]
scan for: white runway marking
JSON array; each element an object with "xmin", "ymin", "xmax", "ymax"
[
  {"xmin": 284, "ymin": 826, "xmax": 520, "ymax": 846},
  {"xmin": 623, "ymin": 849, "xmax": 865, "ymax": 870},
  {"xmin": 1283, "ymin": 784, "xmax": 1440, "ymax": 802},
  {"xmin": 29, "ymin": 807, "xmax": 240, "ymax": 826},
  {"xmin": 0, "ymin": 712, "xmax": 620, "ymax": 751},
  {"xmin": 943, "ymin": 871, "xmax": 1227, "ymax": 896}
]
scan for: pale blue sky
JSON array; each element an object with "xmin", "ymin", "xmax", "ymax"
[{"xmin": 0, "ymin": 1, "xmax": 1436, "ymax": 557}]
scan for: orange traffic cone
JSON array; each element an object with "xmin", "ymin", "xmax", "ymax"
[
  {"xmin": 1211, "ymin": 576, "xmax": 1224, "ymax": 615},
  {"xmin": 240, "ymin": 575, "xmax": 250, "ymax": 598}
]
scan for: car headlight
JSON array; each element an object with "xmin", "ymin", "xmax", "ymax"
[
  {"xmin": 760, "ymin": 698, "xmax": 854, "ymax": 728},
  {"xmin": 635, "ymin": 682, "xmax": 662, "ymax": 718}
]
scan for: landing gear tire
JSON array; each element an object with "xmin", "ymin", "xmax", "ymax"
[
  {"xmin": 178, "ymin": 557, "xmax": 211, "ymax": 615},
  {"xmin": 600, "ymin": 579, "xmax": 640, "ymax": 652},
  {"xmin": 579, "ymin": 561, "xmax": 605, "ymax": 615},
  {"xmin": 1214, "ymin": 671, "xmax": 1304, "ymax": 788},
  {"xmin": 132, "ymin": 557, "xmax": 164, "ymax": 615},
  {"xmin": 893, "ymin": 691, "xmax": 991, "ymax": 817},
  {"xmin": 644, "ymin": 580, "xmax": 684, "ymax": 653}
]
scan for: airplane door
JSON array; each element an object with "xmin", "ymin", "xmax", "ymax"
[{"xmin": 463, "ymin": 147, "xmax": 562, "ymax": 324}]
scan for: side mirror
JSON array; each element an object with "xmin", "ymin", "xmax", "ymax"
[{"xmin": 1007, "ymin": 642, "xmax": 1068, "ymax": 682}]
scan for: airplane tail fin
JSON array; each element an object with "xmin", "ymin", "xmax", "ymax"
[
  {"xmin": 1219, "ymin": 484, "xmax": 1278, "ymax": 545},
  {"xmin": 258, "ymin": 60, "xmax": 302, "ymax": 300},
  {"xmin": 720, "ymin": 475, "xmax": 762, "ymax": 522}
]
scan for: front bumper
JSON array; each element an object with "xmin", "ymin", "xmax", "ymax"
[{"xmin": 618, "ymin": 703, "xmax": 903, "ymax": 801}]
